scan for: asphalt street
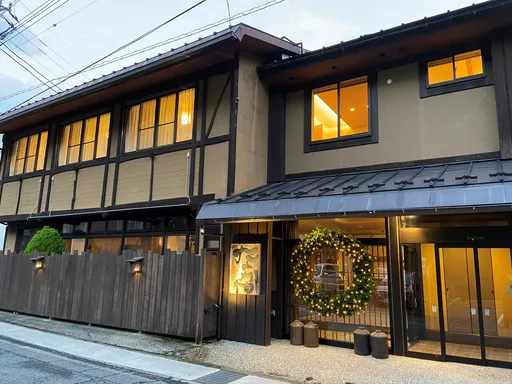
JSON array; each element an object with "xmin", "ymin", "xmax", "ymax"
[{"xmin": 0, "ymin": 338, "xmax": 180, "ymax": 384}]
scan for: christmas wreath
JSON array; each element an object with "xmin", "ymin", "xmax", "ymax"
[{"xmin": 291, "ymin": 228, "xmax": 375, "ymax": 317}]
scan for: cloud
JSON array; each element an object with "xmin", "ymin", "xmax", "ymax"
[{"xmin": 0, "ymin": 73, "xmax": 36, "ymax": 113}]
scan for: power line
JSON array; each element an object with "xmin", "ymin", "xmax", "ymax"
[
  {"xmin": 7, "ymin": 0, "xmax": 208, "ymax": 112},
  {"xmin": 0, "ymin": 45, "xmax": 63, "ymax": 93},
  {"xmin": 0, "ymin": 0, "xmax": 287, "ymax": 103}
]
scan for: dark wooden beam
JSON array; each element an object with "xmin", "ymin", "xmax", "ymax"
[
  {"xmin": 227, "ymin": 51, "xmax": 240, "ymax": 196},
  {"xmin": 267, "ymin": 90, "xmax": 286, "ymax": 183}
]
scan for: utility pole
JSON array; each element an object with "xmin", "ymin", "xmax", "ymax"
[{"xmin": 0, "ymin": 1, "xmax": 18, "ymax": 40}]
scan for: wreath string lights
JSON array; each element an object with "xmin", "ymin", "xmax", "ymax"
[{"xmin": 291, "ymin": 228, "xmax": 375, "ymax": 317}]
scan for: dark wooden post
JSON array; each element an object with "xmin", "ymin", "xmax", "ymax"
[{"xmin": 195, "ymin": 250, "xmax": 206, "ymax": 345}]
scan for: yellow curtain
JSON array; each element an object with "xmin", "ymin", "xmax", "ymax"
[
  {"xmin": 124, "ymin": 105, "xmax": 140, "ymax": 152},
  {"xmin": 15, "ymin": 137, "xmax": 27, "ymax": 175},
  {"xmin": 138, "ymin": 100, "xmax": 156, "ymax": 150},
  {"xmin": 176, "ymin": 89, "xmax": 195, "ymax": 142},
  {"xmin": 158, "ymin": 94, "xmax": 176, "ymax": 146},
  {"xmin": 9, "ymin": 140, "xmax": 19, "ymax": 176},
  {"xmin": 68, "ymin": 121, "xmax": 83, "ymax": 164},
  {"xmin": 59, "ymin": 125, "xmax": 70, "ymax": 166},
  {"xmin": 96, "ymin": 113, "xmax": 110, "ymax": 158},
  {"xmin": 24, "ymin": 134, "xmax": 39, "ymax": 173},
  {"xmin": 81, "ymin": 117, "xmax": 97, "ymax": 162},
  {"xmin": 37, "ymin": 131, "xmax": 48, "ymax": 171}
]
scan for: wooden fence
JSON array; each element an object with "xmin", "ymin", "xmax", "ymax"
[{"xmin": 0, "ymin": 250, "xmax": 222, "ymax": 341}]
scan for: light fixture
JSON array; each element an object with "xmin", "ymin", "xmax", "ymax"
[
  {"xmin": 126, "ymin": 256, "xmax": 144, "ymax": 274},
  {"xmin": 30, "ymin": 256, "xmax": 44, "ymax": 270},
  {"xmin": 350, "ymin": 108, "xmax": 355, "ymax": 112},
  {"xmin": 181, "ymin": 112, "xmax": 191, "ymax": 125}
]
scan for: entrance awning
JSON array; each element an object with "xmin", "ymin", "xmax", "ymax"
[{"xmin": 197, "ymin": 158, "xmax": 512, "ymax": 221}]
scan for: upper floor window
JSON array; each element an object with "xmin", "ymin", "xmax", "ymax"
[
  {"xmin": 9, "ymin": 131, "xmax": 48, "ymax": 176},
  {"xmin": 312, "ymin": 76, "xmax": 369, "ymax": 142},
  {"xmin": 124, "ymin": 88, "xmax": 195, "ymax": 153},
  {"xmin": 427, "ymin": 49, "xmax": 484, "ymax": 86},
  {"xmin": 58, "ymin": 113, "xmax": 110, "ymax": 166}
]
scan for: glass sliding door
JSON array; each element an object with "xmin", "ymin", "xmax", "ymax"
[
  {"xmin": 480, "ymin": 248, "xmax": 512, "ymax": 364},
  {"xmin": 438, "ymin": 248, "xmax": 483, "ymax": 361}
]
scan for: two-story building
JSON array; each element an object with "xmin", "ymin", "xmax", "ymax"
[
  {"xmin": 197, "ymin": 0, "xmax": 512, "ymax": 368},
  {"xmin": 0, "ymin": 24, "xmax": 301, "ymax": 255}
]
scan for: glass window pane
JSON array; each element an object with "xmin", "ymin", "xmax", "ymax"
[
  {"xmin": 90, "ymin": 221, "xmax": 106, "ymax": 234},
  {"xmin": 176, "ymin": 89, "xmax": 195, "ymax": 142},
  {"xmin": 124, "ymin": 236, "xmax": 163, "ymax": 254},
  {"xmin": 312, "ymin": 85, "xmax": 338, "ymax": 141},
  {"xmin": 74, "ymin": 222, "xmax": 88, "ymax": 235},
  {"xmin": 107, "ymin": 220, "xmax": 124, "ymax": 233},
  {"xmin": 140, "ymin": 99, "xmax": 156, "ymax": 129},
  {"xmin": 138, "ymin": 128, "xmax": 154, "ymax": 150},
  {"xmin": 27, "ymin": 134, "xmax": 38, "ymax": 157},
  {"xmin": 37, "ymin": 131, "xmax": 48, "ymax": 170},
  {"xmin": 124, "ymin": 105, "xmax": 140, "ymax": 153},
  {"xmin": 157, "ymin": 123, "xmax": 174, "ymax": 147},
  {"xmin": 81, "ymin": 142, "xmax": 95, "ymax": 162},
  {"xmin": 68, "ymin": 146, "xmax": 80, "ymax": 165},
  {"xmin": 83, "ymin": 117, "xmax": 97, "ymax": 143},
  {"xmin": 455, "ymin": 49, "xmax": 483, "ymax": 79},
  {"xmin": 88, "ymin": 238, "xmax": 122, "ymax": 255},
  {"xmin": 167, "ymin": 216, "xmax": 188, "ymax": 231},
  {"xmin": 59, "ymin": 125, "xmax": 70, "ymax": 166},
  {"xmin": 16, "ymin": 137, "xmax": 27, "ymax": 161},
  {"xmin": 428, "ymin": 57, "xmax": 454, "ymax": 85},
  {"xmin": 166, "ymin": 235, "xmax": 186, "ymax": 253},
  {"xmin": 9, "ymin": 140, "xmax": 18, "ymax": 176},
  {"xmin": 339, "ymin": 77, "xmax": 368, "ymax": 137},
  {"xmin": 69, "ymin": 121, "xmax": 83, "ymax": 146},
  {"xmin": 126, "ymin": 220, "xmax": 144, "ymax": 232},
  {"xmin": 15, "ymin": 159, "xmax": 25, "ymax": 175},
  {"xmin": 159, "ymin": 94, "xmax": 176, "ymax": 125},
  {"xmin": 145, "ymin": 217, "xmax": 165, "ymax": 232},
  {"xmin": 62, "ymin": 223, "xmax": 74, "ymax": 234},
  {"xmin": 96, "ymin": 113, "xmax": 110, "ymax": 158}
]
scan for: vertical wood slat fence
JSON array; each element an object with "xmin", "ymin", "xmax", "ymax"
[{"xmin": 0, "ymin": 250, "xmax": 221, "ymax": 340}]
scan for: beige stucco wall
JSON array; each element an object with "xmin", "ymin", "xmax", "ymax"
[
  {"xmin": 50, "ymin": 171, "xmax": 75, "ymax": 211},
  {"xmin": 152, "ymin": 150, "xmax": 190, "ymax": 200},
  {"xmin": 235, "ymin": 52, "xmax": 269, "ymax": 193},
  {"xmin": 0, "ymin": 182, "xmax": 20, "ymax": 216},
  {"xmin": 285, "ymin": 63, "xmax": 500, "ymax": 174},
  {"xmin": 203, "ymin": 141, "xmax": 229, "ymax": 198},
  {"xmin": 104, "ymin": 163, "xmax": 115, "ymax": 207},
  {"xmin": 116, "ymin": 158, "xmax": 151, "ymax": 204},
  {"xmin": 74, "ymin": 165, "xmax": 104, "ymax": 209},
  {"xmin": 3, "ymin": 224, "xmax": 17, "ymax": 252},
  {"xmin": 206, "ymin": 73, "xmax": 231, "ymax": 138},
  {"xmin": 17, "ymin": 177, "xmax": 42, "ymax": 214}
]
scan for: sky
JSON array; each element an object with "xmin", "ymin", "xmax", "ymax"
[{"xmin": 0, "ymin": 0, "xmax": 488, "ymax": 112}]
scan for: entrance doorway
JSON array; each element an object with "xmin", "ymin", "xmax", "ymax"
[{"xmin": 403, "ymin": 243, "xmax": 512, "ymax": 367}]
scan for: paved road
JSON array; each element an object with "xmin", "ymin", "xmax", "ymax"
[{"xmin": 0, "ymin": 338, "xmax": 179, "ymax": 384}]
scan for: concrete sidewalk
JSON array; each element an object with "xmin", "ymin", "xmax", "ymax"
[{"xmin": 0, "ymin": 321, "xmax": 288, "ymax": 384}]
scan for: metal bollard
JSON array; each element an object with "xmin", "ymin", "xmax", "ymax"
[
  {"xmin": 290, "ymin": 320, "xmax": 304, "ymax": 346},
  {"xmin": 353, "ymin": 327, "xmax": 371, "ymax": 356},
  {"xmin": 370, "ymin": 330, "xmax": 389, "ymax": 359},
  {"xmin": 303, "ymin": 321, "xmax": 319, "ymax": 348}
]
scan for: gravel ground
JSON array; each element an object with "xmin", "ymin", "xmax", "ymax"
[{"xmin": 189, "ymin": 339, "xmax": 512, "ymax": 384}]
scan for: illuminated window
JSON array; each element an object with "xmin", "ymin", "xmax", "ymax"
[
  {"xmin": 312, "ymin": 77, "xmax": 369, "ymax": 142},
  {"xmin": 427, "ymin": 50, "xmax": 484, "ymax": 86},
  {"xmin": 58, "ymin": 113, "xmax": 110, "ymax": 166},
  {"xmin": 9, "ymin": 131, "xmax": 48, "ymax": 176},
  {"xmin": 124, "ymin": 88, "xmax": 195, "ymax": 153}
]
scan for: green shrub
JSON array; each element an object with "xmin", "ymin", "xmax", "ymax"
[{"xmin": 24, "ymin": 226, "xmax": 68, "ymax": 255}]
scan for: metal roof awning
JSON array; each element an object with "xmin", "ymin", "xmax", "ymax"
[{"xmin": 197, "ymin": 158, "xmax": 512, "ymax": 222}]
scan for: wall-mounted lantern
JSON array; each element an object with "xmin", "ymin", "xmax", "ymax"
[
  {"xmin": 126, "ymin": 256, "xmax": 144, "ymax": 274},
  {"xmin": 30, "ymin": 256, "xmax": 45, "ymax": 270}
]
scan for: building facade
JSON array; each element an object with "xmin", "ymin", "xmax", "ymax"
[
  {"xmin": 197, "ymin": 1, "xmax": 512, "ymax": 369},
  {"xmin": 0, "ymin": 25, "xmax": 301, "ymax": 255}
]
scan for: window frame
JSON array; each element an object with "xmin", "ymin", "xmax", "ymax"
[
  {"xmin": 419, "ymin": 46, "xmax": 494, "ymax": 98},
  {"xmin": 57, "ymin": 112, "xmax": 112, "ymax": 167},
  {"xmin": 122, "ymin": 86, "xmax": 196, "ymax": 154},
  {"xmin": 8, "ymin": 130, "xmax": 49, "ymax": 177},
  {"xmin": 304, "ymin": 73, "xmax": 379, "ymax": 153}
]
